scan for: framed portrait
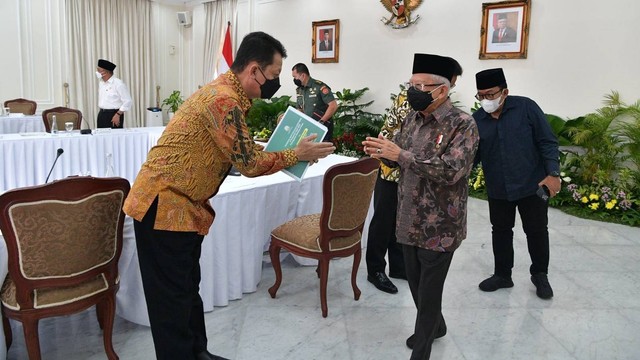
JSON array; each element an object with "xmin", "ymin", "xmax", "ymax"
[
  {"xmin": 479, "ymin": 0, "xmax": 531, "ymax": 59},
  {"xmin": 312, "ymin": 19, "xmax": 339, "ymax": 63}
]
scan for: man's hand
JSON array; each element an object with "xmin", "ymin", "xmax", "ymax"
[
  {"xmin": 294, "ymin": 134, "xmax": 335, "ymax": 163},
  {"xmin": 111, "ymin": 113, "xmax": 121, "ymax": 127},
  {"xmin": 362, "ymin": 134, "xmax": 402, "ymax": 161},
  {"xmin": 539, "ymin": 176, "xmax": 561, "ymax": 197}
]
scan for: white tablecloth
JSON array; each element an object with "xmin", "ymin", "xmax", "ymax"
[
  {"xmin": 0, "ymin": 114, "xmax": 45, "ymax": 134},
  {"xmin": 0, "ymin": 127, "xmax": 165, "ymax": 191},
  {"xmin": 0, "ymin": 128, "xmax": 358, "ymax": 327}
]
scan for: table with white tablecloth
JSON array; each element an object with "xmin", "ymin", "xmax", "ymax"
[
  {"xmin": 0, "ymin": 128, "xmax": 360, "ymax": 327},
  {"xmin": 0, "ymin": 127, "xmax": 165, "ymax": 190},
  {"xmin": 0, "ymin": 114, "xmax": 45, "ymax": 134}
]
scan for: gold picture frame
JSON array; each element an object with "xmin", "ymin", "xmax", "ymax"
[
  {"xmin": 312, "ymin": 19, "xmax": 340, "ymax": 63},
  {"xmin": 479, "ymin": 0, "xmax": 531, "ymax": 59}
]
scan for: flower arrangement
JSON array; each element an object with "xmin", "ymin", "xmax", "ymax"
[
  {"xmin": 332, "ymin": 131, "xmax": 363, "ymax": 158},
  {"xmin": 554, "ymin": 169, "xmax": 639, "ymax": 225},
  {"xmin": 468, "ymin": 166, "xmax": 487, "ymax": 199}
]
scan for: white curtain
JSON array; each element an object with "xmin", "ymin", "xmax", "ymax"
[
  {"xmin": 203, "ymin": 0, "xmax": 238, "ymax": 84},
  {"xmin": 66, "ymin": 0, "xmax": 155, "ymax": 128}
]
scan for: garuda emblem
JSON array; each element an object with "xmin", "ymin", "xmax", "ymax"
[{"xmin": 380, "ymin": 0, "xmax": 423, "ymax": 29}]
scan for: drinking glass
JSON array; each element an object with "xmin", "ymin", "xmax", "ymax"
[
  {"xmin": 65, "ymin": 122, "xmax": 74, "ymax": 133},
  {"xmin": 3, "ymin": 107, "xmax": 9, "ymax": 116}
]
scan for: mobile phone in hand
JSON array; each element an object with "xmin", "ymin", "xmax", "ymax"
[{"xmin": 536, "ymin": 185, "xmax": 550, "ymax": 202}]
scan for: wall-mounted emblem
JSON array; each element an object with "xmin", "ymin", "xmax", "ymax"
[{"xmin": 380, "ymin": 0, "xmax": 423, "ymax": 29}]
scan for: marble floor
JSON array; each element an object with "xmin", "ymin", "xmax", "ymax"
[{"xmin": 5, "ymin": 198, "xmax": 640, "ymax": 360}]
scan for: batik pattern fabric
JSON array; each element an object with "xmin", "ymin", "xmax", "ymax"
[
  {"xmin": 123, "ymin": 71, "xmax": 298, "ymax": 235},
  {"xmin": 392, "ymin": 99, "xmax": 479, "ymax": 252}
]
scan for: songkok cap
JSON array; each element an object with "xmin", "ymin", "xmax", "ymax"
[
  {"xmin": 98, "ymin": 59, "xmax": 116, "ymax": 72},
  {"xmin": 475, "ymin": 68, "xmax": 507, "ymax": 89},
  {"xmin": 498, "ymin": 13, "xmax": 508, "ymax": 20},
  {"xmin": 412, "ymin": 54, "xmax": 455, "ymax": 82}
]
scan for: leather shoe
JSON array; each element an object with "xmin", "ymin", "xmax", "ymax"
[
  {"xmin": 196, "ymin": 350, "xmax": 229, "ymax": 360},
  {"xmin": 405, "ymin": 326, "xmax": 447, "ymax": 349},
  {"xmin": 478, "ymin": 275, "xmax": 514, "ymax": 292},
  {"xmin": 531, "ymin": 273, "xmax": 554, "ymax": 299},
  {"xmin": 367, "ymin": 272, "xmax": 398, "ymax": 294}
]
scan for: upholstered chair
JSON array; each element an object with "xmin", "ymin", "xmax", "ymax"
[
  {"xmin": 42, "ymin": 106, "xmax": 83, "ymax": 132},
  {"xmin": 0, "ymin": 176, "xmax": 130, "ymax": 359},
  {"xmin": 268, "ymin": 157, "xmax": 379, "ymax": 317},
  {"xmin": 3, "ymin": 98, "xmax": 37, "ymax": 115}
]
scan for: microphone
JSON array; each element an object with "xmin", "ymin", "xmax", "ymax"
[
  {"xmin": 45, "ymin": 148, "xmax": 64, "ymax": 183},
  {"xmin": 80, "ymin": 116, "xmax": 92, "ymax": 134}
]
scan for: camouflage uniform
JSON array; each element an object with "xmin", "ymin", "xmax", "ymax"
[{"xmin": 296, "ymin": 77, "xmax": 336, "ymax": 141}]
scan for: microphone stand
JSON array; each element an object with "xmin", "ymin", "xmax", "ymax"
[{"xmin": 45, "ymin": 149, "xmax": 64, "ymax": 183}]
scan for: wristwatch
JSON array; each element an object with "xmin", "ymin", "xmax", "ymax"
[
  {"xmin": 549, "ymin": 171, "xmax": 560, "ymax": 177},
  {"xmin": 117, "ymin": 111, "xmax": 123, "ymax": 115}
]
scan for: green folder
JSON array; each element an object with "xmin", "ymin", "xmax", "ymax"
[{"xmin": 264, "ymin": 106, "xmax": 328, "ymax": 181}]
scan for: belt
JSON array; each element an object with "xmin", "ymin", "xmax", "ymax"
[{"xmin": 99, "ymin": 108, "xmax": 119, "ymax": 112}]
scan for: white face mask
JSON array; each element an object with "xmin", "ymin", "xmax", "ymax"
[
  {"xmin": 96, "ymin": 71, "xmax": 103, "ymax": 79},
  {"xmin": 480, "ymin": 95, "xmax": 504, "ymax": 113}
]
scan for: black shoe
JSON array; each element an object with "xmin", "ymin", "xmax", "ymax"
[
  {"xmin": 405, "ymin": 326, "xmax": 447, "ymax": 349},
  {"xmin": 406, "ymin": 334, "xmax": 415, "ymax": 349},
  {"xmin": 388, "ymin": 271, "xmax": 407, "ymax": 280},
  {"xmin": 196, "ymin": 350, "xmax": 230, "ymax": 360},
  {"xmin": 367, "ymin": 272, "xmax": 398, "ymax": 294},
  {"xmin": 531, "ymin": 273, "xmax": 554, "ymax": 299},
  {"xmin": 479, "ymin": 275, "xmax": 514, "ymax": 292}
]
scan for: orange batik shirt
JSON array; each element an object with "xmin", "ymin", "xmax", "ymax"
[{"xmin": 123, "ymin": 71, "xmax": 298, "ymax": 235}]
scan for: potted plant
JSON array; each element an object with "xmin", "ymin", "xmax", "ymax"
[
  {"xmin": 332, "ymin": 87, "xmax": 383, "ymax": 157},
  {"xmin": 245, "ymin": 95, "xmax": 295, "ymax": 140},
  {"xmin": 162, "ymin": 90, "xmax": 184, "ymax": 119}
]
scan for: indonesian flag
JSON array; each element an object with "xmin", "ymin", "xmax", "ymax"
[{"xmin": 216, "ymin": 22, "xmax": 233, "ymax": 77}]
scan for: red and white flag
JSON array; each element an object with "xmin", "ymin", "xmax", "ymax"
[{"xmin": 216, "ymin": 22, "xmax": 233, "ymax": 77}]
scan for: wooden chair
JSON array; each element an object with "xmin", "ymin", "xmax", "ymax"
[
  {"xmin": 3, "ymin": 98, "xmax": 37, "ymax": 115},
  {"xmin": 0, "ymin": 176, "xmax": 130, "ymax": 359},
  {"xmin": 42, "ymin": 107, "xmax": 83, "ymax": 132},
  {"xmin": 268, "ymin": 157, "xmax": 379, "ymax": 317}
]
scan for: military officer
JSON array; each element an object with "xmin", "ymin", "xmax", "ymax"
[{"xmin": 291, "ymin": 63, "xmax": 338, "ymax": 141}]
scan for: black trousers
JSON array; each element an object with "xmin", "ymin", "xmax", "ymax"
[
  {"xmin": 403, "ymin": 245, "xmax": 453, "ymax": 360},
  {"xmin": 366, "ymin": 173, "xmax": 405, "ymax": 276},
  {"xmin": 97, "ymin": 109, "xmax": 124, "ymax": 129},
  {"xmin": 134, "ymin": 197, "xmax": 208, "ymax": 360},
  {"xmin": 488, "ymin": 194, "xmax": 550, "ymax": 278},
  {"xmin": 322, "ymin": 119, "xmax": 334, "ymax": 142}
]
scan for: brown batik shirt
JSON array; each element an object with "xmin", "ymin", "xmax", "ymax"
[{"xmin": 389, "ymin": 99, "xmax": 479, "ymax": 252}]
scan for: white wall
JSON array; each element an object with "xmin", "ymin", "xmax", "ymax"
[
  {"xmin": 0, "ymin": 0, "xmax": 65, "ymax": 113},
  {"xmin": 2, "ymin": 0, "xmax": 639, "ymax": 120},
  {"xmin": 233, "ymin": 0, "xmax": 640, "ymax": 118}
]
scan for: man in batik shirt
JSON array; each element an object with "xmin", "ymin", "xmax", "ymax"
[
  {"xmin": 366, "ymin": 60, "xmax": 463, "ymax": 296},
  {"xmin": 124, "ymin": 32, "xmax": 335, "ymax": 360},
  {"xmin": 362, "ymin": 53, "xmax": 478, "ymax": 360}
]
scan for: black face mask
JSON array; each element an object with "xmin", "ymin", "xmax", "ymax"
[
  {"xmin": 407, "ymin": 86, "xmax": 436, "ymax": 111},
  {"xmin": 256, "ymin": 68, "xmax": 281, "ymax": 99},
  {"xmin": 293, "ymin": 78, "xmax": 302, "ymax": 87}
]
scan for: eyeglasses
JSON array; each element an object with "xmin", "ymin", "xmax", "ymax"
[
  {"xmin": 475, "ymin": 89, "xmax": 503, "ymax": 100},
  {"xmin": 404, "ymin": 82, "xmax": 443, "ymax": 92}
]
